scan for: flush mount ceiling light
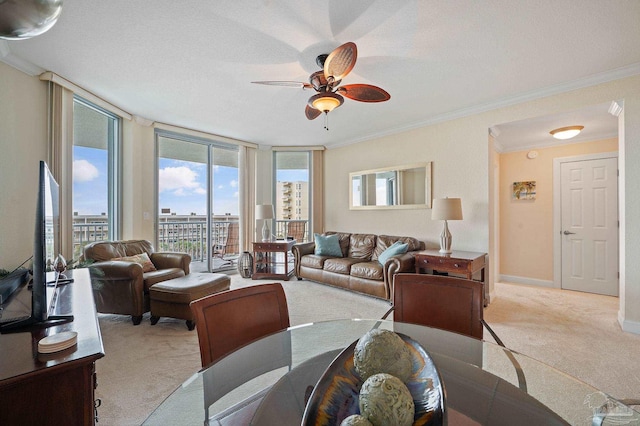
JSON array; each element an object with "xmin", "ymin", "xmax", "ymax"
[
  {"xmin": 550, "ymin": 125, "xmax": 584, "ymax": 140},
  {"xmin": 0, "ymin": 0, "xmax": 63, "ymax": 40}
]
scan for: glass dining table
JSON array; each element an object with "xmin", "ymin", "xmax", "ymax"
[{"xmin": 144, "ymin": 319, "xmax": 639, "ymax": 425}]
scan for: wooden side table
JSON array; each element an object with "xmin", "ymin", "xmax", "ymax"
[
  {"xmin": 252, "ymin": 240, "xmax": 296, "ymax": 280},
  {"xmin": 414, "ymin": 249, "xmax": 486, "ymax": 283}
]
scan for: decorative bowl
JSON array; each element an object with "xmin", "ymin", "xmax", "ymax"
[{"xmin": 302, "ymin": 331, "xmax": 445, "ymax": 425}]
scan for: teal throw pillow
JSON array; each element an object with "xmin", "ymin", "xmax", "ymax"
[
  {"xmin": 314, "ymin": 233, "xmax": 343, "ymax": 257},
  {"xmin": 377, "ymin": 241, "xmax": 409, "ymax": 265}
]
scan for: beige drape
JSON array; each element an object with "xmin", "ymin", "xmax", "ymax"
[
  {"xmin": 239, "ymin": 145, "xmax": 256, "ymax": 253},
  {"xmin": 47, "ymin": 82, "xmax": 74, "ymax": 259},
  {"xmin": 311, "ymin": 149, "xmax": 324, "ymax": 234}
]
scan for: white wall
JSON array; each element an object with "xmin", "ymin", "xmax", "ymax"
[
  {"xmin": 324, "ymin": 74, "xmax": 640, "ymax": 332},
  {"xmin": 324, "ymin": 116, "xmax": 489, "ymax": 252},
  {"xmin": 0, "ymin": 62, "xmax": 48, "ymax": 268}
]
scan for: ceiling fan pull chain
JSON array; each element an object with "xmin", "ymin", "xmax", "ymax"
[{"xmin": 324, "ymin": 112, "xmax": 329, "ymax": 131}]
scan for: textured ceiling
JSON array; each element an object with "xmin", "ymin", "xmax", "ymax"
[{"xmin": 2, "ymin": 0, "xmax": 639, "ymax": 149}]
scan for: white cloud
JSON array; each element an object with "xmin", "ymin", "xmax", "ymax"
[
  {"xmin": 73, "ymin": 159, "xmax": 99, "ymax": 182},
  {"xmin": 159, "ymin": 166, "xmax": 204, "ymax": 195},
  {"xmin": 230, "ymin": 180, "xmax": 238, "ymax": 188}
]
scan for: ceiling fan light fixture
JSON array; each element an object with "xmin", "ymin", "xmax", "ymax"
[
  {"xmin": 309, "ymin": 92, "xmax": 344, "ymax": 113},
  {"xmin": 550, "ymin": 125, "xmax": 584, "ymax": 140}
]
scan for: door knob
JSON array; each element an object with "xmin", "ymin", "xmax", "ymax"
[{"xmin": 563, "ymin": 230, "xmax": 576, "ymax": 235}]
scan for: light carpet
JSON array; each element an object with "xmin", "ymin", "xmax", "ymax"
[
  {"xmin": 94, "ymin": 275, "xmax": 640, "ymax": 425},
  {"xmin": 94, "ymin": 274, "xmax": 391, "ymax": 425}
]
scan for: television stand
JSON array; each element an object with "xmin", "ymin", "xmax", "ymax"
[
  {"xmin": 0, "ymin": 268, "xmax": 104, "ymax": 425},
  {"xmin": 0, "ymin": 313, "xmax": 74, "ymax": 333}
]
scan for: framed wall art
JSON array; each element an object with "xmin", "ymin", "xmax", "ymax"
[{"xmin": 513, "ymin": 181, "xmax": 536, "ymax": 200}]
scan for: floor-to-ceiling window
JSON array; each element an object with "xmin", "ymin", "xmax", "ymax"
[
  {"xmin": 273, "ymin": 151, "xmax": 311, "ymax": 242},
  {"xmin": 156, "ymin": 131, "xmax": 239, "ymax": 272},
  {"xmin": 72, "ymin": 97, "xmax": 120, "ymax": 259}
]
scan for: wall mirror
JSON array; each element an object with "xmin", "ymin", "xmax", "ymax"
[{"xmin": 349, "ymin": 162, "xmax": 432, "ymax": 210}]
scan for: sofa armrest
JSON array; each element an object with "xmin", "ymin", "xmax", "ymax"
[
  {"xmin": 292, "ymin": 242, "xmax": 315, "ymax": 278},
  {"xmin": 88, "ymin": 261, "xmax": 146, "ymax": 316},
  {"xmin": 89, "ymin": 260, "xmax": 144, "ymax": 280},
  {"xmin": 150, "ymin": 252, "xmax": 191, "ymax": 275},
  {"xmin": 292, "ymin": 242, "xmax": 315, "ymax": 257},
  {"xmin": 382, "ymin": 252, "xmax": 416, "ymax": 299}
]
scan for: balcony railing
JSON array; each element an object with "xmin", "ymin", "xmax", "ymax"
[{"xmin": 73, "ymin": 218, "xmax": 309, "ymax": 262}]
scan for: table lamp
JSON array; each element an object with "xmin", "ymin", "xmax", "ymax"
[
  {"xmin": 256, "ymin": 204, "xmax": 274, "ymax": 242},
  {"xmin": 431, "ymin": 198, "xmax": 463, "ymax": 254}
]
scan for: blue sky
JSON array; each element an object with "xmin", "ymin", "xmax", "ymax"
[{"xmin": 72, "ymin": 147, "xmax": 307, "ymax": 216}]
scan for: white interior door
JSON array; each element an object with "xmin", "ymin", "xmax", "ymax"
[{"xmin": 560, "ymin": 157, "xmax": 618, "ymax": 296}]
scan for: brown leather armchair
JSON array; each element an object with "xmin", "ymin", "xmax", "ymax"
[{"xmin": 83, "ymin": 240, "xmax": 191, "ymax": 325}]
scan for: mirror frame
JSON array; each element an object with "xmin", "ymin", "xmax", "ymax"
[{"xmin": 349, "ymin": 162, "xmax": 432, "ymax": 210}]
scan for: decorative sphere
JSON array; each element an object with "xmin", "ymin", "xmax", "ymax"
[
  {"xmin": 353, "ymin": 329, "xmax": 413, "ymax": 382},
  {"xmin": 340, "ymin": 414, "xmax": 373, "ymax": 426},
  {"xmin": 359, "ymin": 373, "xmax": 415, "ymax": 426}
]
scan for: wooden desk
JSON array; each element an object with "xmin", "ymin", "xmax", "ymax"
[
  {"xmin": 414, "ymin": 249, "xmax": 486, "ymax": 282},
  {"xmin": 0, "ymin": 268, "xmax": 104, "ymax": 425},
  {"xmin": 252, "ymin": 240, "xmax": 296, "ymax": 280}
]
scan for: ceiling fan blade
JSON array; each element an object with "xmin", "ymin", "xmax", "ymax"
[
  {"xmin": 324, "ymin": 42, "xmax": 357, "ymax": 83},
  {"xmin": 337, "ymin": 84, "xmax": 390, "ymax": 102},
  {"xmin": 305, "ymin": 105, "xmax": 322, "ymax": 120},
  {"xmin": 252, "ymin": 81, "xmax": 313, "ymax": 90}
]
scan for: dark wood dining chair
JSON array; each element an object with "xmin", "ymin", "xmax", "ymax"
[
  {"xmin": 392, "ymin": 273, "xmax": 486, "ymax": 339},
  {"xmin": 189, "ymin": 282, "xmax": 290, "ymax": 368},
  {"xmin": 391, "ymin": 273, "xmax": 527, "ymax": 391},
  {"xmin": 190, "ymin": 283, "xmax": 291, "ymax": 422}
]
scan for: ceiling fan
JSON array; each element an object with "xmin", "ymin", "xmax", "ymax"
[{"xmin": 252, "ymin": 42, "xmax": 390, "ymax": 129}]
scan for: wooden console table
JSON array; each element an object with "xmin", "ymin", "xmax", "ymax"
[
  {"xmin": 252, "ymin": 240, "xmax": 296, "ymax": 280},
  {"xmin": 0, "ymin": 268, "xmax": 104, "ymax": 425},
  {"xmin": 414, "ymin": 249, "xmax": 486, "ymax": 283}
]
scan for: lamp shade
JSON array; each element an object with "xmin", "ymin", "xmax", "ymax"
[
  {"xmin": 431, "ymin": 198, "xmax": 463, "ymax": 221},
  {"xmin": 256, "ymin": 204, "xmax": 274, "ymax": 220},
  {"xmin": 309, "ymin": 92, "xmax": 344, "ymax": 113}
]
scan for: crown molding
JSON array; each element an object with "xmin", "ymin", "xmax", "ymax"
[
  {"xmin": 0, "ymin": 40, "xmax": 44, "ymax": 75},
  {"xmin": 327, "ymin": 62, "xmax": 640, "ymax": 150},
  {"xmin": 608, "ymin": 100, "xmax": 624, "ymax": 117}
]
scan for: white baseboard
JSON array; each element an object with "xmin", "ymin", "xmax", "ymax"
[
  {"xmin": 618, "ymin": 311, "xmax": 640, "ymax": 335},
  {"xmin": 498, "ymin": 274, "xmax": 556, "ymax": 288}
]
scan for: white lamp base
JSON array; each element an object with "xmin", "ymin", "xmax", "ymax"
[
  {"xmin": 261, "ymin": 221, "xmax": 271, "ymax": 242},
  {"xmin": 439, "ymin": 220, "xmax": 452, "ymax": 254}
]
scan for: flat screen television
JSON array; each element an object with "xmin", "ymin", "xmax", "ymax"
[{"xmin": 0, "ymin": 161, "xmax": 72, "ymax": 332}]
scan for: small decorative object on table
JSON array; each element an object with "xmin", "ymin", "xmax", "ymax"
[
  {"xmin": 53, "ymin": 254, "xmax": 67, "ymax": 279},
  {"xmin": 237, "ymin": 251, "xmax": 254, "ymax": 278}
]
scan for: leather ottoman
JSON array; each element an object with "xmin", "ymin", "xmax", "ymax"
[{"xmin": 149, "ymin": 273, "xmax": 231, "ymax": 330}]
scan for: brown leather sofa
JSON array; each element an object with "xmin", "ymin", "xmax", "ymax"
[
  {"xmin": 83, "ymin": 240, "xmax": 191, "ymax": 325},
  {"xmin": 292, "ymin": 232, "xmax": 425, "ymax": 300}
]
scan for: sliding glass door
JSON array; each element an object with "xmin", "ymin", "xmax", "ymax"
[
  {"xmin": 156, "ymin": 132, "xmax": 239, "ymax": 272},
  {"xmin": 273, "ymin": 151, "xmax": 311, "ymax": 242},
  {"xmin": 72, "ymin": 97, "xmax": 120, "ymax": 259}
]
